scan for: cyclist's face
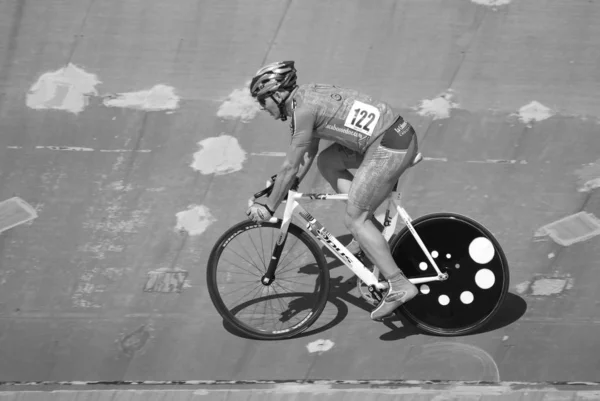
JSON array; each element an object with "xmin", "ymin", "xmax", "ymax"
[{"xmin": 258, "ymin": 95, "xmax": 283, "ymax": 120}]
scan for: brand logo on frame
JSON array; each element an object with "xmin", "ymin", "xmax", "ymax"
[{"xmin": 317, "ymin": 227, "xmax": 353, "ymax": 265}]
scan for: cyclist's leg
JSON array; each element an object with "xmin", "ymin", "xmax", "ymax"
[
  {"xmin": 316, "ymin": 143, "xmax": 384, "ymax": 242},
  {"xmin": 316, "ymin": 143, "xmax": 361, "ymax": 194},
  {"xmin": 346, "ymin": 124, "xmax": 417, "ymax": 276},
  {"xmin": 345, "ymin": 118, "xmax": 419, "ymax": 319}
]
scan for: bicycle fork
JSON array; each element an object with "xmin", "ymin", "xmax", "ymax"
[
  {"xmin": 261, "ymin": 230, "xmax": 288, "ymax": 285},
  {"xmin": 261, "ymin": 213, "xmax": 338, "ymax": 287},
  {"xmin": 260, "ymin": 194, "xmax": 296, "ymax": 286}
]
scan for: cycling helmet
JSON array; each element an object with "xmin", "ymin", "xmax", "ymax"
[
  {"xmin": 249, "ymin": 61, "xmax": 297, "ymax": 121},
  {"xmin": 249, "ymin": 61, "xmax": 297, "ymax": 98}
]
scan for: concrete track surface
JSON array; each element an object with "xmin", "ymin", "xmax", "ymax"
[{"xmin": 0, "ymin": 0, "xmax": 599, "ymax": 399}]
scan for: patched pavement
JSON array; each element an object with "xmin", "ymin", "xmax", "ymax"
[{"xmin": 0, "ymin": 0, "xmax": 599, "ymax": 399}]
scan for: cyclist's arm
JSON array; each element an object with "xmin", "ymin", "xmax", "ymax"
[
  {"xmin": 296, "ymin": 137, "xmax": 320, "ymax": 183},
  {"xmin": 265, "ymin": 108, "xmax": 317, "ymax": 211}
]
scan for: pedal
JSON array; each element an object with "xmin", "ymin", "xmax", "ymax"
[
  {"xmin": 368, "ymin": 285, "xmax": 384, "ymax": 304},
  {"xmin": 357, "ymin": 267, "xmax": 386, "ymax": 306}
]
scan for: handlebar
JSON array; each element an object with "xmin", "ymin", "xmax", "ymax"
[{"xmin": 249, "ymin": 174, "xmax": 300, "ymax": 206}]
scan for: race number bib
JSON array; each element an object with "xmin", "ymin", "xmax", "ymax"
[{"xmin": 343, "ymin": 100, "xmax": 381, "ymax": 136}]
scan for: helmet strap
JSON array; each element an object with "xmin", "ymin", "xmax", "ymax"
[{"xmin": 271, "ymin": 91, "xmax": 292, "ymax": 121}]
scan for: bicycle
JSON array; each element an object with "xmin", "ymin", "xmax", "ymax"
[{"xmin": 207, "ymin": 151, "xmax": 509, "ymax": 340}]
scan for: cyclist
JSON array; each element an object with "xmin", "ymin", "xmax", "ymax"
[{"xmin": 245, "ymin": 60, "xmax": 419, "ymax": 321}]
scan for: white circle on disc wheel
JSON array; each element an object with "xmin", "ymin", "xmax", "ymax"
[
  {"xmin": 419, "ymin": 262, "xmax": 428, "ymax": 271},
  {"xmin": 460, "ymin": 291, "xmax": 474, "ymax": 304},
  {"xmin": 432, "ymin": 250, "xmax": 439, "ymax": 258},
  {"xmin": 438, "ymin": 295, "xmax": 450, "ymax": 306},
  {"xmin": 420, "ymin": 285, "xmax": 430, "ymax": 295},
  {"xmin": 475, "ymin": 268, "xmax": 495, "ymax": 289},
  {"xmin": 469, "ymin": 237, "xmax": 495, "ymax": 264}
]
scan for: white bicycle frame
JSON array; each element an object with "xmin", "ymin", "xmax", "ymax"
[{"xmin": 252, "ymin": 185, "xmax": 449, "ymax": 291}]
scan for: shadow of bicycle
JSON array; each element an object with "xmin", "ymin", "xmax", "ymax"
[{"xmin": 221, "ymin": 233, "xmax": 527, "ymax": 341}]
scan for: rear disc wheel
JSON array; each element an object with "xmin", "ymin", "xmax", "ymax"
[{"xmin": 390, "ymin": 213, "xmax": 509, "ymax": 336}]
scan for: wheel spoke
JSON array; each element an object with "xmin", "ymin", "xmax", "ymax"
[
  {"xmin": 220, "ymin": 257, "xmax": 262, "ymax": 277},
  {"xmin": 223, "ymin": 247, "xmax": 263, "ymax": 276},
  {"xmin": 227, "ymin": 281, "xmax": 264, "ymax": 309},
  {"xmin": 248, "ymin": 233, "xmax": 267, "ymax": 271},
  {"xmin": 208, "ymin": 222, "xmax": 330, "ymax": 340}
]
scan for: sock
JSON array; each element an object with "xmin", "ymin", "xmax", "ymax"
[
  {"xmin": 387, "ymin": 271, "xmax": 415, "ymax": 293},
  {"xmin": 388, "ymin": 271, "xmax": 406, "ymax": 283}
]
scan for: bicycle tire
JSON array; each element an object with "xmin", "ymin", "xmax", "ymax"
[
  {"xmin": 389, "ymin": 212, "xmax": 509, "ymax": 336},
  {"xmin": 207, "ymin": 219, "xmax": 330, "ymax": 340}
]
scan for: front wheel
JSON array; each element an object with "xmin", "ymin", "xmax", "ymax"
[
  {"xmin": 390, "ymin": 212, "xmax": 509, "ymax": 336},
  {"xmin": 206, "ymin": 219, "xmax": 330, "ymax": 340}
]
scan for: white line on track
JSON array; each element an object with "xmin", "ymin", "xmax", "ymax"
[
  {"xmin": 7, "ymin": 146, "xmax": 152, "ymax": 152},
  {"xmin": 4, "ymin": 147, "xmax": 529, "ymax": 164},
  {"xmin": 250, "ymin": 151, "xmax": 287, "ymax": 157}
]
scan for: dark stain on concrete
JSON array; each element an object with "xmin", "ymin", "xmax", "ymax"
[
  {"xmin": 119, "ymin": 324, "xmax": 151, "ymax": 357},
  {"xmin": 143, "ymin": 270, "xmax": 188, "ymax": 293},
  {"xmin": 0, "ymin": 0, "xmax": 25, "ymax": 107},
  {"xmin": 0, "ymin": 232, "xmax": 10, "ymax": 271},
  {"xmin": 121, "ymin": 113, "xmax": 149, "ymax": 184},
  {"xmin": 168, "ymin": 234, "xmax": 188, "ymax": 269},
  {"xmin": 65, "ymin": 0, "xmax": 96, "ymax": 65}
]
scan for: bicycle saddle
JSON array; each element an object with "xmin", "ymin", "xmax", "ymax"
[{"xmin": 410, "ymin": 152, "xmax": 423, "ymax": 167}]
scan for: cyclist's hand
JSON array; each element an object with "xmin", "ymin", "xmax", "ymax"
[{"xmin": 246, "ymin": 202, "xmax": 273, "ymax": 223}]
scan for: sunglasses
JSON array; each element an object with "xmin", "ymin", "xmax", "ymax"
[{"xmin": 257, "ymin": 95, "xmax": 276, "ymax": 109}]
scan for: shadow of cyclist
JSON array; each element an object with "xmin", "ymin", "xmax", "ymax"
[
  {"xmin": 312, "ymin": 233, "xmax": 528, "ymax": 340},
  {"xmin": 221, "ymin": 232, "xmax": 527, "ymax": 341}
]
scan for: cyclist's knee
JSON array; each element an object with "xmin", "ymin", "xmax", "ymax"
[
  {"xmin": 319, "ymin": 144, "xmax": 359, "ymax": 176},
  {"xmin": 317, "ymin": 146, "xmax": 341, "ymax": 175},
  {"xmin": 344, "ymin": 204, "xmax": 369, "ymax": 234}
]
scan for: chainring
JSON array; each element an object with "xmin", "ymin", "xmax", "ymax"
[{"xmin": 356, "ymin": 265, "xmax": 387, "ymax": 306}]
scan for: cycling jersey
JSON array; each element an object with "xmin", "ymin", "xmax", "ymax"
[{"xmin": 289, "ymin": 83, "xmax": 400, "ymax": 153}]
